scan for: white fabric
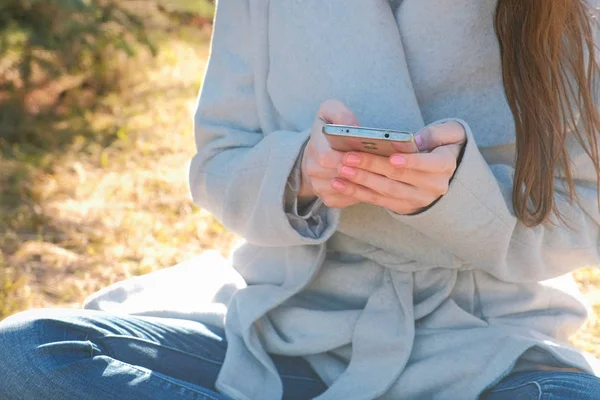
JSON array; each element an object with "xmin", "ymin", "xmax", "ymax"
[{"xmin": 86, "ymin": 0, "xmax": 600, "ymax": 399}]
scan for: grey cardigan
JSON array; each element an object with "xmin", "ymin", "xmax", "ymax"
[{"xmin": 85, "ymin": 0, "xmax": 600, "ymax": 399}]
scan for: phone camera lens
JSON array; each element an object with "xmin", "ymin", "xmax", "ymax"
[
  {"xmin": 346, "ymin": 129, "xmax": 350, "ymax": 133},
  {"xmin": 384, "ymin": 133, "xmax": 390, "ymax": 138}
]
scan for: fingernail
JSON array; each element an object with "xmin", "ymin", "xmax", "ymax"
[
  {"xmin": 391, "ymin": 155, "xmax": 405, "ymax": 167},
  {"xmin": 340, "ymin": 166, "xmax": 356, "ymax": 178},
  {"xmin": 415, "ymin": 135, "xmax": 424, "ymax": 150},
  {"xmin": 345, "ymin": 154, "xmax": 361, "ymax": 166},
  {"xmin": 332, "ymin": 179, "xmax": 346, "ymax": 191}
]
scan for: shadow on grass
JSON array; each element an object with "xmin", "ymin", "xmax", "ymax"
[
  {"xmin": 0, "ymin": 26, "xmax": 213, "ymax": 320},
  {"xmin": 0, "ymin": 98, "xmax": 109, "ymax": 318}
]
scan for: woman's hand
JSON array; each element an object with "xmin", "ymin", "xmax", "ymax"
[
  {"xmin": 332, "ymin": 121, "xmax": 467, "ymax": 215},
  {"xmin": 298, "ymin": 100, "xmax": 361, "ymax": 209}
]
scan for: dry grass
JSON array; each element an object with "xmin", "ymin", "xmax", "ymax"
[
  {"xmin": 571, "ymin": 269, "xmax": 600, "ymax": 355},
  {"xmin": 0, "ymin": 27, "xmax": 237, "ymax": 317},
  {"xmin": 1, "ymin": 24, "xmax": 600, "ymax": 362}
]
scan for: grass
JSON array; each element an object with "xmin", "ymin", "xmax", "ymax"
[
  {"xmin": 0, "ymin": 23, "xmax": 237, "ymax": 317},
  {"xmin": 157, "ymin": 0, "xmax": 215, "ymax": 16},
  {"xmin": 1, "ymin": 16, "xmax": 600, "ymax": 362}
]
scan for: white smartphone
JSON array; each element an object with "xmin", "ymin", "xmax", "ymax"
[{"xmin": 322, "ymin": 124, "xmax": 419, "ymax": 156}]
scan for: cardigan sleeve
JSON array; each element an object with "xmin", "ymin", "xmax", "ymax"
[
  {"xmin": 189, "ymin": 0, "xmax": 339, "ymax": 247},
  {"xmin": 391, "ymin": 119, "xmax": 600, "ymax": 282}
]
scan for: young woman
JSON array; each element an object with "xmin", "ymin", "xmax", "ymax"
[{"xmin": 2, "ymin": 0, "xmax": 600, "ymax": 399}]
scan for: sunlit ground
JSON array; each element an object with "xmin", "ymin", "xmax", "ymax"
[
  {"xmin": 1, "ymin": 22, "xmax": 600, "ymax": 360},
  {"xmin": 0, "ymin": 27, "xmax": 236, "ymax": 317}
]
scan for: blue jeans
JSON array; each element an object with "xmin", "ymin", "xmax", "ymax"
[
  {"xmin": 481, "ymin": 370, "xmax": 600, "ymax": 399},
  {"xmin": 1, "ymin": 309, "xmax": 600, "ymax": 400},
  {"xmin": 0, "ymin": 309, "xmax": 327, "ymax": 400}
]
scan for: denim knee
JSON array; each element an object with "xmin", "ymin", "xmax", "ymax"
[
  {"xmin": 0, "ymin": 309, "xmax": 97, "ymax": 399},
  {"xmin": 0, "ymin": 310, "xmax": 50, "ymax": 397},
  {"xmin": 484, "ymin": 370, "xmax": 600, "ymax": 400},
  {"xmin": 0, "ymin": 309, "xmax": 48, "ymax": 359}
]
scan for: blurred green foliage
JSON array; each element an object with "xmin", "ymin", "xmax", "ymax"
[
  {"xmin": 0, "ymin": 0, "xmax": 215, "ymax": 321},
  {"xmin": 158, "ymin": 0, "xmax": 215, "ymax": 15},
  {"xmin": 0, "ymin": 0, "xmax": 214, "ymax": 145},
  {"xmin": 0, "ymin": 0, "xmax": 156, "ymax": 84}
]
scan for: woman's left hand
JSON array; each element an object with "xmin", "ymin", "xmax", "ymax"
[{"xmin": 331, "ymin": 121, "xmax": 467, "ymax": 215}]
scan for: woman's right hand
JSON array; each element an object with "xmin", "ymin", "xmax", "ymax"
[{"xmin": 298, "ymin": 100, "xmax": 361, "ymax": 209}]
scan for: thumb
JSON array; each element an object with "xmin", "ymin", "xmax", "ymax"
[
  {"xmin": 318, "ymin": 99, "xmax": 360, "ymax": 126},
  {"xmin": 415, "ymin": 121, "xmax": 466, "ymax": 152}
]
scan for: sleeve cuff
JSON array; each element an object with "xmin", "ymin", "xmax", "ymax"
[
  {"xmin": 284, "ymin": 140, "xmax": 337, "ymax": 240},
  {"xmin": 388, "ymin": 119, "xmax": 512, "ymax": 259}
]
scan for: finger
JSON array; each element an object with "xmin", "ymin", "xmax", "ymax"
[
  {"xmin": 304, "ymin": 158, "xmax": 340, "ymax": 179},
  {"xmin": 430, "ymin": 142, "xmax": 464, "ymax": 161},
  {"xmin": 389, "ymin": 151, "xmax": 457, "ymax": 174},
  {"xmin": 342, "ymin": 150, "xmax": 455, "ymax": 178},
  {"xmin": 331, "ymin": 178, "xmax": 427, "ymax": 211},
  {"xmin": 312, "ymin": 178, "xmax": 349, "ymax": 197},
  {"xmin": 311, "ymin": 179, "xmax": 358, "ymax": 208},
  {"xmin": 318, "ymin": 99, "xmax": 360, "ymax": 126},
  {"xmin": 341, "ymin": 151, "xmax": 395, "ymax": 177},
  {"xmin": 310, "ymin": 100, "xmax": 359, "ymax": 169},
  {"xmin": 305, "ymin": 140, "xmax": 345, "ymax": 170},
  {"xmin": 415, "ymin": 121, "xmax": 466, "ymax": 152},
  {"xmin": 342, "ymin": 164, "xmax": 450, "ymax": 194},
  {"xmin": 337, "ymin": 165, "xmax": 423, "ymax": 199}
]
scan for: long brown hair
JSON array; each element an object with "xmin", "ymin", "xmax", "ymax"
[{"xmin": 494, "ymin": 0, "xmax": 600, "ymax": 226}]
